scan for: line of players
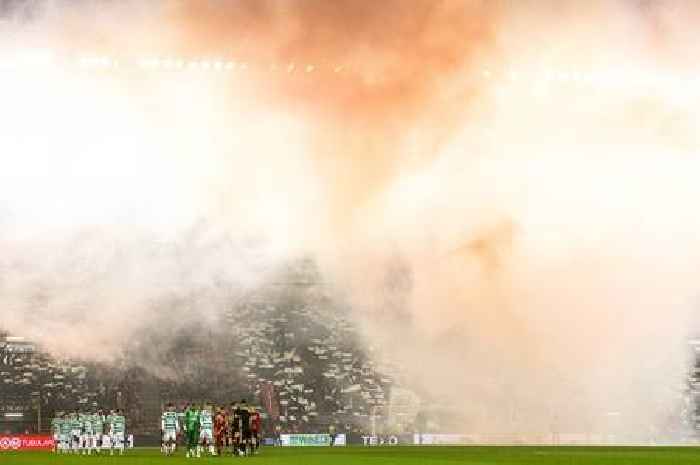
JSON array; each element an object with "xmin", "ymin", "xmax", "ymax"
[
  {"xmin": 50, "ymin": 409, "xmax": 127, "ymax": 455},
  {"xmin": 161, "ymin": 400, "xmax": 262, "ymax": 458}
]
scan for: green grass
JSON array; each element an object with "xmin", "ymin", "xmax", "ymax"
[{"xmin": 2, "ymin": 446, "xmax": 700, "ymax": 465}]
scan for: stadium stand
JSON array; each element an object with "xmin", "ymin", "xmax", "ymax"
[
  {"xmin": 0, "ymin": 333, "xmax": 97, "ymax": 433},
  {"xmin": 686, "ymin": 338, "xmax": 700, "ymax": 433},
  {"xmin": 155, "ymin": 259, "xmax": 408, "ymax": 436},
  {"xmin": 0, "ymin": 259, "xmax": 416, "ymax": 437},
  {"xmin": 2, "ymin": 262, "xmax": 697, "ymax": 442}
]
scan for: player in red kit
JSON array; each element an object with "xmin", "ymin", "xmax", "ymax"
[
  {"xmin": 250, "ymin": 406, "xmax": 262, "ymax": 453},
  {"xmin": 213, "ymin": 406, "xmax": 228, "ymax": 456}
]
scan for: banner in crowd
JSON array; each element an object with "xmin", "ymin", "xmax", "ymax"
[
  {"xmin": 0, "ymin": 435, "xmax": 55, "ymax": 451},
  {"xmin": 279, "ymin": 433, "xmax": 346, "ymax": 447},
  {"xmin": 413, "ymin": 434, "xmax": 476, "ymax": 445}
]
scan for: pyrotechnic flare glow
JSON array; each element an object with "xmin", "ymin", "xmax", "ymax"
[{"xmin": 1, "ymin": 0, "xmax": 699, "ymax": 440}]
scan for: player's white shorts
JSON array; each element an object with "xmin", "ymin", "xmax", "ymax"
[
  {"xmin": 112, "ymin": 433, "xmax": 125, "ymax": 448},
  {"xmin": 199, "ymin": 429, "xmax": 213, "ymax": 443},
  {"xmin": 163, "ymin": 430, "xmax": 177, "ymax": 442},
  {"xmin": 81, "ymin": 434, "xmax": 91, "ymax": 446}
]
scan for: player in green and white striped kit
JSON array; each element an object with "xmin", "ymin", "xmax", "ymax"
[
  {"xmin": 198, "ymin": 403, "xmax": 215, "ymax": 457},
  {"xmin": 105, "ymin": 411, "xmax": 113, "ymax": 449},
  {"xmin": 161, "ymin": 403, "xmax": 180, "ymax": 456},
  {"xmin": 110, "ymin": 409, "xmax": 126, "ymax": 455},
  {"xmin": 177, "ymin": 408, "xmax": 186, "ymax": 441},
  {"xmin": 81, "ymin": 410, "xmax": 96, "ymax": 455},
  {"xmin": 70, "ymin": 411, "xmax": 82, "ymax": 454},
  {"xmin": 60, "ymin": 413, "xmax": 72, "ymax": 454},
  {"xmin": 51, "ymin": 415, "xmax": 63, "ymax": 453},
  {"xmin": 93, "ymin": 410, "xmax": 105, "ymax": 454}
]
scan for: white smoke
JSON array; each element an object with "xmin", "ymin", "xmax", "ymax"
[{"xmin": 1, "ymin": 0, "xmax": 699, "ymax": 439}]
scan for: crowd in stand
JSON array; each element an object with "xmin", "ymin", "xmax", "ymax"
[
  {"xmin": 0, "ymin": 333, "xmax": 117, "ymax": 434},
  {"xmin": 0, "ymin": 260, "xmax": 417, "ymax": 437},
  {"xmin": 3, "ymin": 259, "xmax": 700, "ymax": 441}
]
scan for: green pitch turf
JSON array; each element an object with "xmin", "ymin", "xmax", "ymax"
[{"xmin": 2, "ymin": 447, "xmax": 700, "ymax": 465}]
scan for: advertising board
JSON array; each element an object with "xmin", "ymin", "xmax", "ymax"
[
  {"xmin": 280, "ymin": 433, "xmax": 346, "ymax": 446},
  {"xmin": 0, "ymin": 435, "xmax": 54, "ymax": 451}
]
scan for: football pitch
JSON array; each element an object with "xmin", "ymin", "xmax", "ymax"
[{"xmin": 3, "ymin": 447, "xmax": 700, "ymax": 465}]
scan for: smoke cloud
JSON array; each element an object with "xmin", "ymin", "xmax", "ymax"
[{"xmin": 2, "ymin": 0, "xmax": 700, "ymax": 439}]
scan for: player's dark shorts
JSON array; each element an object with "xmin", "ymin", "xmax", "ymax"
[{"xmin": 241, "ymin": 429, "xmax": 252, "ymax": 441}]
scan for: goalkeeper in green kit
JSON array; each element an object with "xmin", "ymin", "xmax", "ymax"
[{"xmin": 183, "ymin": 403, "xmax": 200, "ymax": 458}]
